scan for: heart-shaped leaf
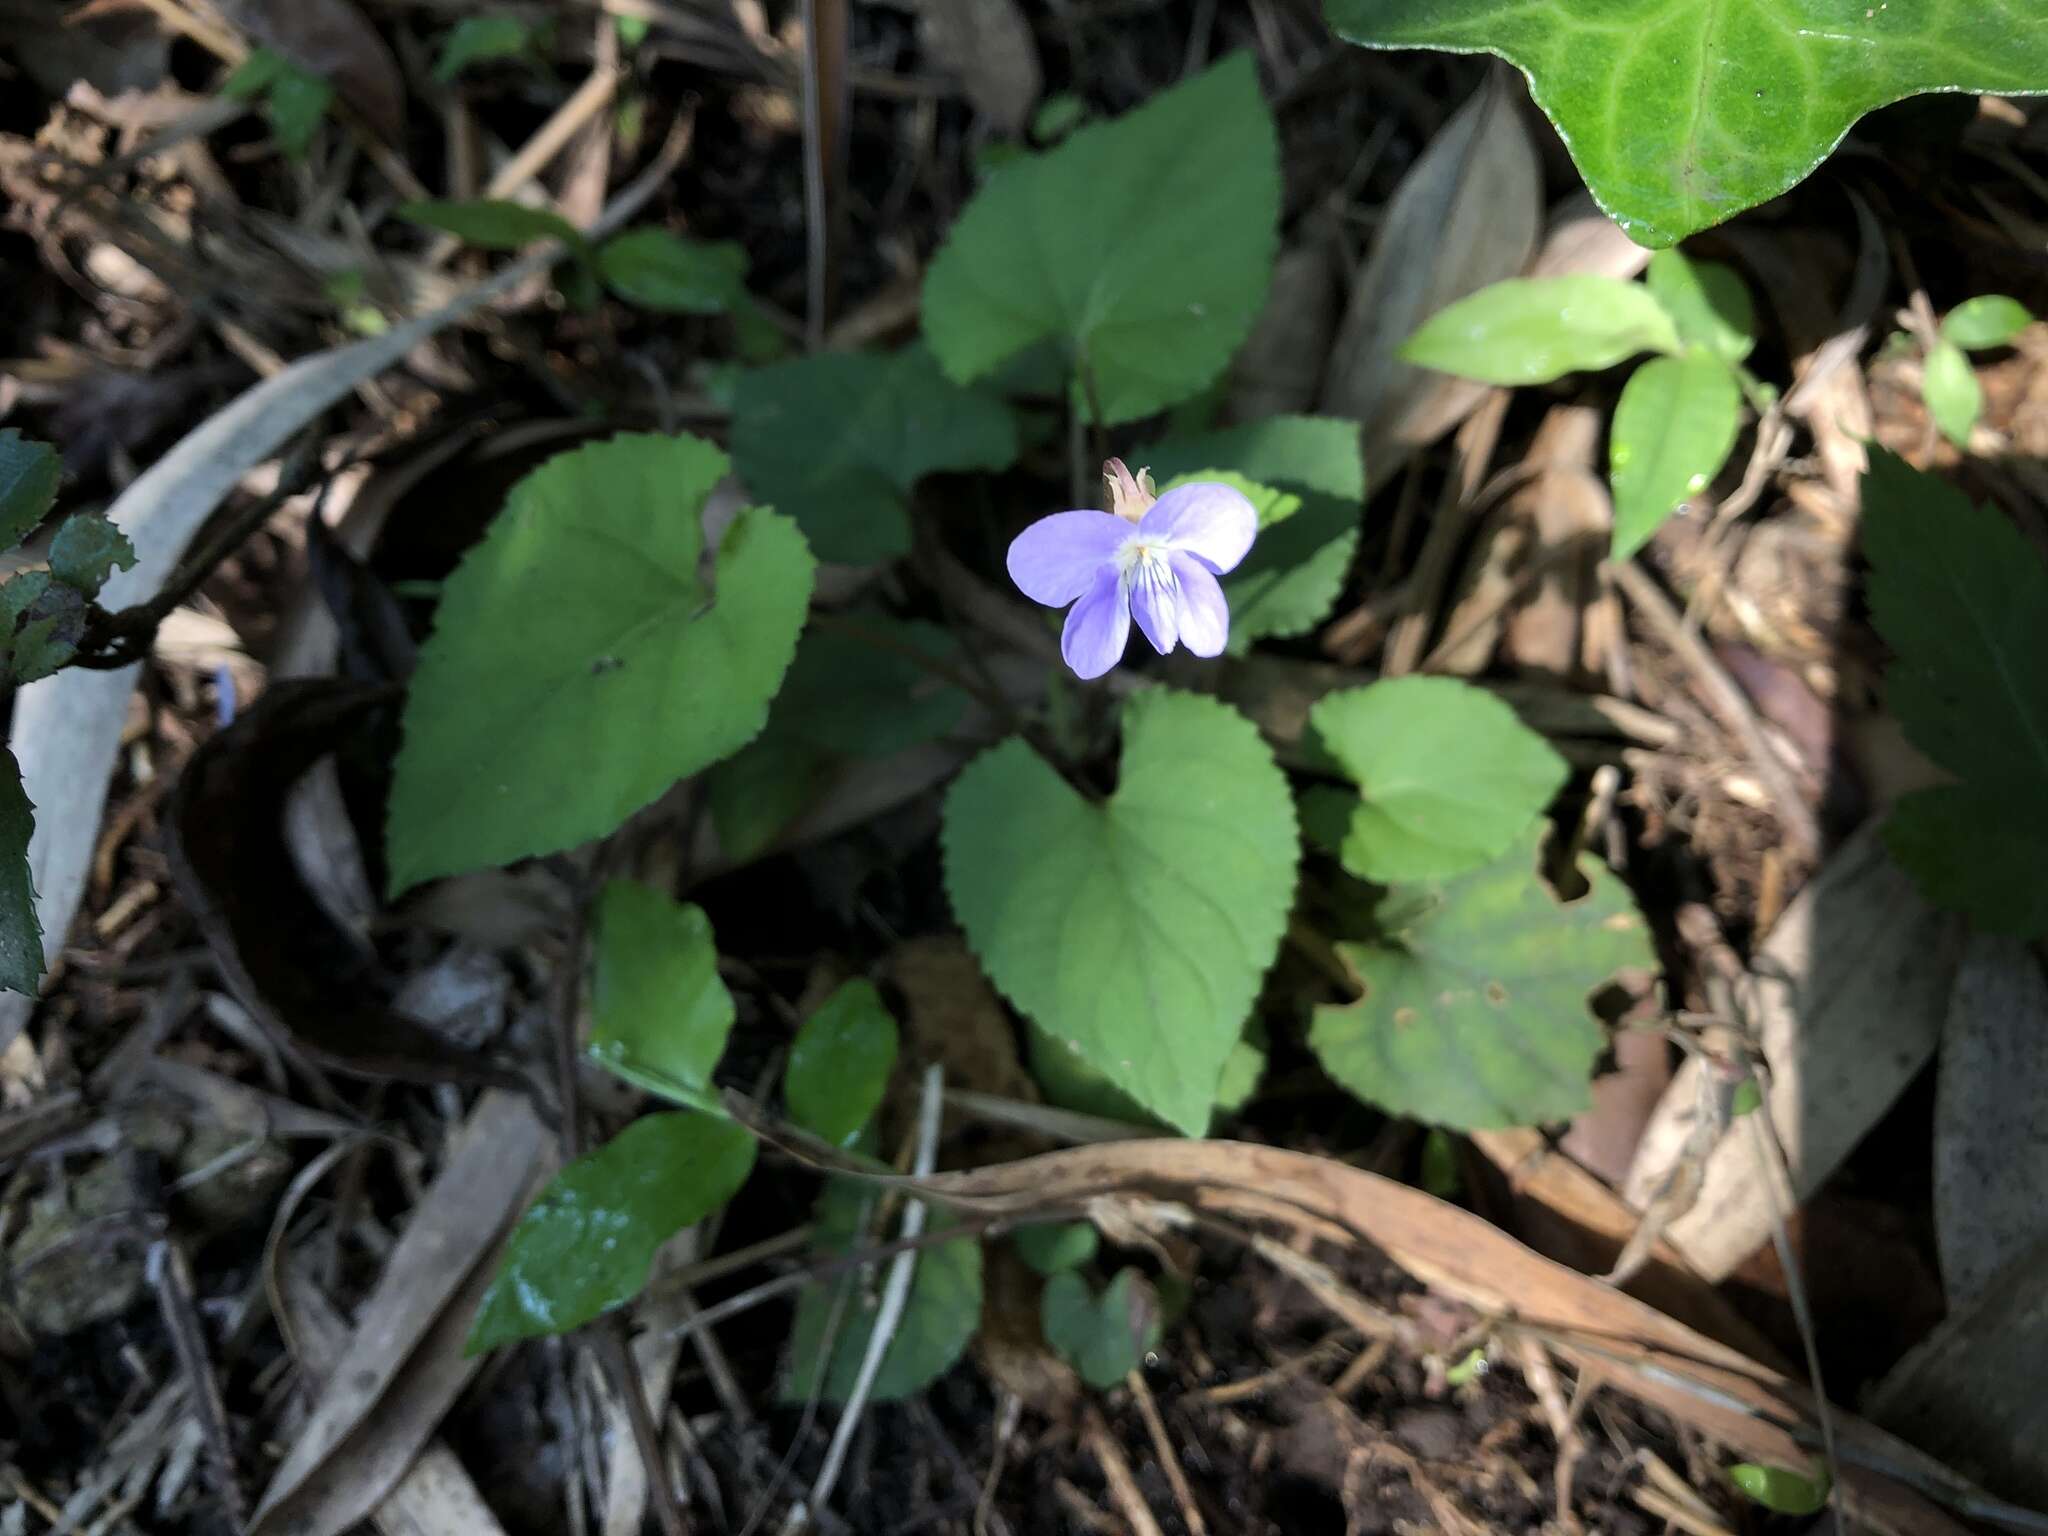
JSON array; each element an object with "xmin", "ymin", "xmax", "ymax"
[
  {"xmin": 387, "ymin": 433, "xmax": 815, "ymax": 891},
  {"xmin": 943, "ymin": 690, "xmax": 1298, "ymax": 1135},
  {"xmin": 1308, "ymin": 677, "xmax": 1567, "ymax": 884},
  {"xmin": 1325, "ymin": 0, "xmax": 2048, "ymax": 246},
  {"xmin": 1, "ymin": 747, "xmax": 39, "ymax": 996},
  {"xmin": 587, "ymin": 882, "xmax": 734, "ymax": 1110},
  {"xmin": 1041, "ymin": 1268, "xmax": 1161, "ymax": 1389},
  {"xmin": 1309, "ymin": 824, "xmax": 1654, "ymax": 1128},
  {"xmin": 786, "ymin": 979, "xmax": 898, "ymax": 1148},
  {"xmin": 1609, "ymin": 352, "xmax": 1743, "ymax": 559},
  {"xmin": 922, "ymin": 53, "xmax": 1279, "ymax": 424}
]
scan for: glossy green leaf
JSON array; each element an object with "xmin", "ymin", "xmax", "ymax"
[
  {"xmin": 470, "ymin": 1110, "xmax": 758, "ymax": 1351},
  {"xmin": 0, "ymin": 429, "xmax": 61, "ymax": 551},
  {"xmin": 786, "ymin": 979, "xmax": 898, "ymax": 1148},
  {"xmin": 731, "ymin": 347, "xmax": 1017, "ymax": 564},
  {"xmin": 1728, "ymin": 1463, "xmax": 1829, "ymax": 1516},
  {"xmin": 48, "ymin": 513, "xmax": 136, "ymax": 597},
  {"xmin": 399, "ymin": 198, "xmax": 580, "ymax": 251},
  {"xmin": 1308, "ymin": 677, "xmax": 1568, "ymax": 884},
  {"xmin": 433, "ymin": 16, "xmax": 538, "ymax": 80},
  {"xmin": 1, "ymin": 747, "xmax": 40, "ymax": 997},
  {"xmin": 1942, "ymin": 295, "xmax": 2034, "ymax": 351},
  {"xmin": 387, "ymin": 434, "xmax": 815, "ymax": 892},
  {"xmin": 1609, "ymin": 352, "xmax": 1743, "ymax": 559},
  {"xmin": 922, "ymin": 53, "xmax": 1279, "ymax": 424},
  {"xmin": 1401, "ymin": 276, "xmax": 1679, "ymax": 386},
  {"xmin": 1042, "ymin": 1269, "xmax": 1162, "ymax": 1389},
  {"xmin": 1324, "ymin": 0, "xmax": 2048, "ymax": 246},
  {"xmin": 586, "ymin": 882, "xmax": 734, "ymax": 1110},
  {"xmin": 1863, "ymin": 449, "xmax": 2048, "ymax": 936},
  {"xmin": 1310, "ymin": 824, "xmax": 1654, "ymax": 1129},
  {"xmin": 597, "ymin": 229, "xmax": 749, "ymax": 314},
  {"xmin": 1644, "ymin": 250, "xmax": 1755, "ymax": 364},
  {"xmin": 1921, "ymin": 340, "xmax": 1982, "ymax": 448},
  {"xmin": 944, "ymin": 690, "xmax": 1298, "ymax": 1135},
  {"xmin": 1014, "ymin": 1221, "xmax": 1098, "ymax": 1276}
]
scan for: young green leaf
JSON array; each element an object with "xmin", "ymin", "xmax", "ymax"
[
  {"xmin": 1609, "ymin": 352, "xmax": 1742, "ymax": 559},
  {"xmin": 1324, "ymin": 0, "xmax": 2048, "ymax": 246},
  {"xmin": 386, "ymin": 434, "xmax": 815, "ymax": 892},
  {"xmin": 1013, "ymin": 1221, "xmax": 1099, "ymax": 1277},
  {"xmin": 785, "ymin": 979, "xmax": 898, "ymax": 1148},
  {"xmin": 1862, "ymin": 449, "xmax": 2048, "ymax": 936},
  {"xmin": 433, "ymin": 15, "xmax": 538, "ymax": 81},
  {"xmin": 922, "ymin": 53, "xmax": 1279, "ymax": 424},
  {"xmin": 1942, "ymin": 295, "xmax": 2034, "ymax": 351},
  {"xmin": 1401, "ymin": 276, "xmax": 1680, "ymax": 386},
  {"xmin": 1041, "ymin": 1268, "xmax": 1161, "ymax": 1389},
  {"xmin": 398, "ymin": 198, "xmax": 580, "ymax": 250},
  {"xmin": 586, "ymin": 882, "xmax": 734, "ymax": 1110},
  {"xmin": 1308, "ymin": 677, "xmax": 1567, "ymax": 884},
  {"xmin": 597, "ymin": 229, "xmax": 749, "ymax": 314},
  {"xmin": 470, "ymin": 1110, "xmax": 757, "ymax": 1351},
  {"xmin": 731, "ymin": 347, "xmax": 1017, "ymax": 564},
  {"xmin": 1644, "ymin": 250, "xmax": 1755, "ymax": 365},
  {"xmin": 1921, "ymin": 340, "xmax": 1982, "ymax": 448},
  {"xmin": 0, "ymin": 430, "xmax": 61, "ymax": 551},
  {"xmin": 1728, "ymin": 1463, "xmax": 1829, "ymax": 1516},
  {"xmin": 1309, "ymin": 824, "xmax": 1653, "ymax": 1129},
  {"xmin": 1, "ymin": 746, "xmax": 40, "ymax": 997},
  {"xmin": 943, "ymin": 690, "xmax": 1298, "ymax": 1136},
  {"xmin": 47, "ymin": 513, "xmax": 136, "ymax": 597}
]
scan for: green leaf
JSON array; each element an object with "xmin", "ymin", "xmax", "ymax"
[
  {"xmin": 704, "ymin": 734, "xmax": 830, "ymax": 865},
  {"xmin": 784, "ymin": 1182, "xmax": 982, "ymax": 1403},
  {"xmin": 730, "ymin": 347, "xmax": 1017, "ymax": 564},
  {"xmin": 1308, "ymin": 677, "xmax": 1567, "ymax": 884},
  {"xmin": 1014, "ymin": 1221, "xmax": 1098, "ymax": 1276},
  {"xmin": 1943, "ymin": 295, "xmax": 2034, "ymax": 351},
  {"xmin": 922, "ymin": 53, "xmax": 1279, "ymax": 425},
  {"xmin": 772, "ymin": 618, "xmax": 969, "ymax": 756},
  {"xmin": 1, "ymin": 572, "xmax": 84, "ymax": 684},
  {"xmin": 1419, "ymin": 1128, "xmax": 1460, "ymax": 1198},
  {"xmin": 220, "ymin": 48, "xmax": 287, "ymax": 99},
  {"xmin": 1324, "ymin": 0, "xmax": 2048, "ymax": 247},
  {"xmin": 1309, "ymin": 824, "xmax": 1654, "ymax": 1129},
  {"xmin": 1644, "ymin": 250, "xmax": 1755, "ymax": 365},
  {"xmin": 386, "ymin": 433, "xmax": 815, "ymax": 892},
  {"xmin": 586, "ymin": 882, "xmax": 734, "ymax": 1111},
  {"xmin": 1041, "ymin": 1269, "xmax": 1161, "ymax": 1389},
  {"xmin": 1922, "ymin": 340, "xmax": 1982, "ymax": 448},
  {"xmin": 264, "ymin": 65, "xmax": 335, "ymax": 160},
  {"xmin": 786, "ymin": 979, "xmax": 898, "ymax": 1148},
  {"xmin": 470, "ymin": 1111, "xmax": 758, "ymax": 1351},
  {"xmin": 1862, "ymin": 449, "xmax": 2048, "ymax": 936},
  {"xmin": 0, "ymin": 429, "xmax": 61, "ymax": 551},
  {"xmin": 597, "ymin": 229, "xmax": 749, "ymax": 314},
  {"xmin": 1, "ymin": 747, "xmax": 40, "ymax": 997},
  {"xmin": 1728, "ymin": 1463, "xmax": 1829, "ymax": 1516},
  {"xmin": 399, "ymin": 198, "xmax": 581, "ymax": 251},
  {"xmin": 943, "ymin": 689, "xmax": 1297, "ymax": 1135},
  {"xmin": 1730, "ymin": 1079, "xmax": 1763, "ymax": 1118},
  {"xmin": 434, "ymin": 16, "xmax": 537, "ymax": 81},
  {"xmin": 47, "ymin": 513, "xmax": 136, "ymax": 597},
  {"xmin": 1142, "ymin": 415, "xmax": 1366, "ymax": 503},
  {"xmin": 1609, "ymin": 353, "xmax": 1743, "ymax": 559},
  {"xmin": 1031, "ymin": 92, "xmax": 1086, "ymax": 142},
  {"xmin": 1401, "ymin": 276, "xmax": 1680, "ymax": 386},
  {"xmin": 1213, "ymin": 1032, "xmax": 1265, "ymax": 1115}
]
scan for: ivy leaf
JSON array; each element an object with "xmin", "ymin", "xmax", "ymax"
[
  {"xmin": 1324, "ymin": 0, "xmax": 2048, "ymax": 246},
  {"xmin": 943, "ymin": 689, "xmax": 1297, "ymax": 1135},
  {"xmin": 1041, "ymin": 1269, "xmax": 1162, "ymax": 1389},
  {"xmin": 586, "ymin": 882, "xmax": 734, "ymax": 1111},
  {"xmin": 785, "ymin": 979, "xmax": 898, "ymax": 1148},
  {"xmin": 399, "ymin": 198, "xmax": 582, "ymax": 251},
  {"xmin": 597, "ymin": 229, "xmax": 750, "ymax": 314},
  {"xmin": 1013, "ymin": 1221, "xmax": 1098, "ymax": 1276},
  {"xmin": 387, "ymin": 434, "xmax": 815, "ymax": 892},
  {"xmin": 469, "ymin": 1110, "xmax": 758, "ymax": 1352},
  {"xmin": 1921, "ymin": 341, "xmax": 1982, "ymax": 448},
  {"xmin": 1309, "ymin": 825, "xmax": 1654, "ymax": 1129},
  {"xmin": 1, "ymin": 747, "xmax": 40, "ymax": 997},
  {"xmin": 1401, "ymin": 276, "xmax": 1679, "ymax": 385},
  {"xmin": 730, "ymin": 347, "xmax": 1017, "ymax": 564},
  {"xmin": 1308, "ymin": 677, "xmax": 1567, "ymax": 884},
  {"xmin": 48, "ymin": 513, "xmax": 136, "ymax": 597},
  {"xmin": 433, "ymin": 16, "xmax": 539, "ymax": 80},
  {"xmin": 1609, "ymin": 353, "xmax": 1743, "ymax": 559},
  {"xmin": 1942, "ymin": 295, "xmax": 2033, "ymax": 351},
  {"xmin": 922, "ymin": 53, "xmax": 1279, "ymax": 425},
  {"xmin": 1862, "ymin": 450, "xmax": 2048, "ymax": 936},
  {"xmin": 0, "ymin": 429, "xmax": 61, "ymax": 551},
  {"xmin": 1644, "ymin": 250, "xmax": 1755, "ymax": 365}
]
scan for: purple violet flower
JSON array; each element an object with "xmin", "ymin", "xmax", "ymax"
[{"xmin": 1007, "ymin": 459, "xmax": 1258, "ymax": 680}]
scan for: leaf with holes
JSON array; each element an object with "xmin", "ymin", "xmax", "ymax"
[
  {"xmin": 586, "ymin": 882, "xmax": 734, "ymax": 1111},
  {"xmin": 1325, "ymin": 0, "xmax": 2048, "ymax": 246},
  {"xmin": 786, "ymin": 979, "xmax": 898, "ymax": 1148},
  {"xmin": 48, "ymin": 513, "xmax": 136, "ymax": 598},
  {"xmin": 1310, "ymin": 824, "xmax": 1654, "ymax": 1128},
  {"xmin": 1609, "ymin": 352, "xmax": 1743, "ymax": 558},
  {"xmin": 944, "ymin": 689, "xmax": 1297, "ymax": 1135}
]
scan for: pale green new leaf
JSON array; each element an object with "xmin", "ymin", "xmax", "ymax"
[
  {"xmin": 1, "ymin": 747, "xmax": 39, "ymax": 997},
  {"xmin": 1942, "ymin": 295, "xmax": 2033, "ymax": 351},
  {"xmin": 1324, "ymin": 0, "xmax": 2048, "ymax": 246},
  {"xmin": 1644, "ymin": 250, "xmax": 1755, "ymax": 364},
  {"xmin": 786, "ymin": 979, "xmax": 898, "ymax": 1148},
  {"xmin": 1041, "ymin": 1269, "xmax": 1161, "ymax": 1389},
  {"xmin": 586, "ymin": 882, "xmax": 734, "ymax": 1111},
  {"xmin": 1309, "ymin": 677, "xmax": 1567, "ymax": 884},
  {"xmin": 0, "ymin": 430, "xmax": 61, "ymax": 551},
  {"xmin": 943, "ymin": 689, "xmax": 1297, "ymax": 1135},
  {"xmin": 731, "ymin": 347, "xmax": 1017, "ymax": 563},
  {"xmin": 1401, "ymin": 277, "xmax": 1679, "ymax": 385},
  {"xmin": 1609, "ymin": 352, "xmax": 1742, "ymax": 558},
  {"xmin": 1729, "ymin": 1465, "xmax": 1830, "ymax": 1516},
  {"xmin": 1309, "ymin": 825, "xmax": 1654, "ymax": 1129},
  {"xmin": 922, "ymin": 53, "xmax": 1279, "ymax": 424},
  {"xmin": 387, "ymin": 434, "xmax": 815, "ymax": 892},
  {"xmin": 1921, "ymin": 340, "xmax": 1982, "ymax": 448}
]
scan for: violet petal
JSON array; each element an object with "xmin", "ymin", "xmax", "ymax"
[
  {"xmin": 1138, "ymin": 482, "xmax": 1258, "ymax": 574},
  {"xmin": 1007, "ymin": 510, "xmax": 1132, "ymax": 606},
  {"xmin": 1061, "ymin": 565, "xmax": 1131, "ymax": 679},
  {"xmin": 1170, "ymin": 553, "xmax": 1230, "ymax": 657}
]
